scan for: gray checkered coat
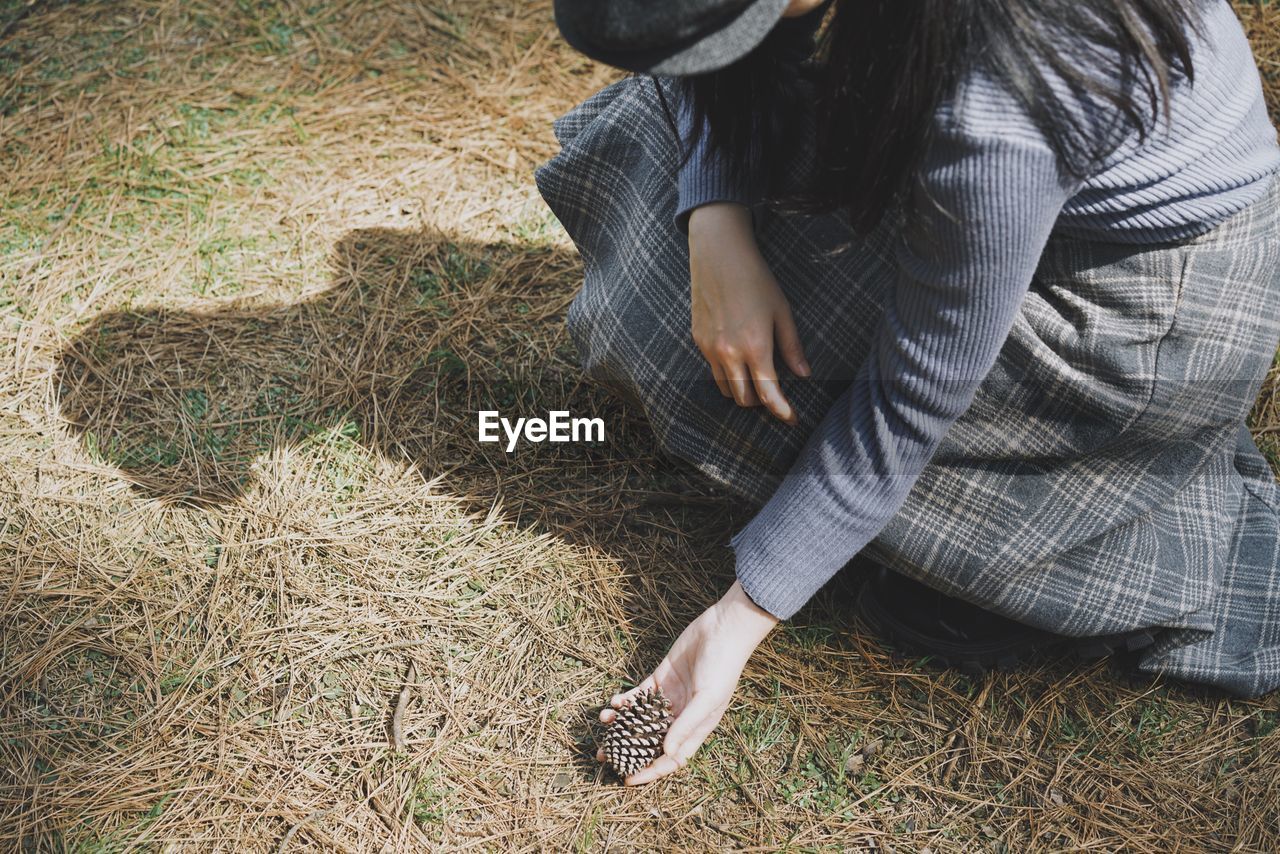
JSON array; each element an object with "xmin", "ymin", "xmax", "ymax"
[{"xmin": 533, "ymin": 74, "xmax": 1280, "ymax": 698}]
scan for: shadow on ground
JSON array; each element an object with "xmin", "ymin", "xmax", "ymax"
[
  {"xmin": 56, "ymin": 226, "xmax": 739, "ymax": 532},
  {"xmin": 51, "ymin": 222, "xmax": 852, "ymax": 692}
]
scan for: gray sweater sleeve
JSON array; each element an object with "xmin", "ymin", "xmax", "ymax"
[
  {"xmin": 673, "ymin": 97, "xmax": 761, "ymax": 235},
  {"xmin": 729, "ymin": 80, "xmax": 1084, "ymax": 621}
]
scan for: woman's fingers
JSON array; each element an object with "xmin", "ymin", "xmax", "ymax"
[
  {"xmin": 662, "ymin": 690, "xmax": 722, "ymax": 762},
  {"xmin": 622, "ymin": 751, "xmax": 684, "ymax": 785},
  {"xmin": 720, "ymin": 358, "xmax": 759, "ymax": 408},
  {"xmin": 619, "ymin": 692, "xmax": 724, "ymax": 785},
  {"xmin": 745, "ymin": 354, "xmax": 795, "ymax": 424},
  {"xmin": 704, "ymin": 316, "xmax": 807, "ymax": 422},
  {"xmin": 774, "ymin": 303, "xmax": 811, "ymax": 378},
  {"xmin": 708, "ymin": 359, "xmax": 732, "ymax": 399}
]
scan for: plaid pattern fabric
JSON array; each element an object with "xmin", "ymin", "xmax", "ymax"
[{"xmin": 533, "ymin": 74, "xmax": 1280, "ymax": 698}]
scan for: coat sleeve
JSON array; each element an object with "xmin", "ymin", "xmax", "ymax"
[
  {"xmin": 727, "ymin": 85, "xmax": 1084, "ymax": 621},
  {"xmin": 673, "ymin": 0, "xmax": 831, "ymax": 235}
]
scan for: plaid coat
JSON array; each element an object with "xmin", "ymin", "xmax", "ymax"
[{"xmin": 533, "ymin": 74, "xmax": 1280, "ymax": 698}]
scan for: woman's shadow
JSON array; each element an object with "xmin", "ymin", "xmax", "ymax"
[{"xmin": 55, "ymin": 226, "xmax": 741, "ymax": 544}]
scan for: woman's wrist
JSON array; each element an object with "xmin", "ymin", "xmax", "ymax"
[
  {"xmin": 688, "ymin": 202, "xmax": 755, "ymax": 245},
  {"xmin": 717, "ymin": 578, "xmax": 781, "ymax": 641}
]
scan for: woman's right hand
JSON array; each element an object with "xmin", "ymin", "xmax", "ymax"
[
  {"xmin": 688, "ymin": 202, "xmax": 810, "ymax": 424},
  {"xmin": 594, "ymin": 579, "xmax": 778, "ymax": 785}
]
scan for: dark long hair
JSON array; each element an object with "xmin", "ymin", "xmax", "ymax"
[{"xmin": 653, "ymin": 0, "xmax": 1205, "ymax": 238}]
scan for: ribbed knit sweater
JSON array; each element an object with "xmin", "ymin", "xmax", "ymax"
[{"xmin": 673, "ymin": 0, "xmax": 1280, "ymax": 621}]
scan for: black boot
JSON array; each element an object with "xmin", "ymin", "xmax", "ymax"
[{"xmin": 853, "ymin": 564, "xmax": 1159, "ymax": 676}]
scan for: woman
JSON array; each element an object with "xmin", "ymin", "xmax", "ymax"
[{"xmin": 535, "ymin": 0, "xmax": 1280, "ymax": 784}]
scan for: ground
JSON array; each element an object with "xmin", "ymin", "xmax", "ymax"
[{"xmin": 2, "ymin": 1, "xmax": 1279, "ymax": 851}]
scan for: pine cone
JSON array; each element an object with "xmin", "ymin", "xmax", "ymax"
[{"xmin": 601, "ymin": 685, "xmax": 674, "ymax": 779}]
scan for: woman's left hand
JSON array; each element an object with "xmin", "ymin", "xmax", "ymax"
[{"xmin": 595, "ymin": 579, "xmax": 779, "ymax": 785}]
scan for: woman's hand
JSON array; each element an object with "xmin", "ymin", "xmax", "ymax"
[
  {"xmin": 595, "ymin": 579, "xmax": 780, "ymax": 785},
  {"xmin": 688, "ymin": 202, "xmax": 811, "ymax": 424}
]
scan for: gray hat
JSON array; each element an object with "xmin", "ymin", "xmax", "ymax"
[{"xmin": 553, "ymin": 0, "xmax": 791, "ymax": 76}]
